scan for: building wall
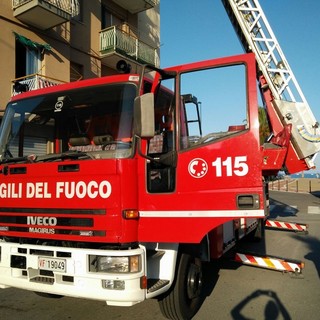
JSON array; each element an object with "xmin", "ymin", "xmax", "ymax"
[
  {"xmin": 0, "ymin": 2, "xmax": 72, "ymax": 109},
  {"xmin": 69, "ymin": 1, "xmax": 101, "ymax": 79},
  {"xmin": 0, "ymin": 3, "xmax": 16, "ymax": 109},
  {"xmin": 0, "ymin": 0, "xmax": 160, "ymax": 110},
  {"xmin": 138, "ymin": 4, "xmax": 160, "ymax": 51}
]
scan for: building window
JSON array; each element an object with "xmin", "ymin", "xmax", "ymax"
[
  {"xmin": 15, "ymin": 39, "xmax": 41, "ymax": 78},
  {"xmin": 70, "ymin": 62, "xmax": 83, "ymax": 81},
  {"xmin": 101, "ymin": 4, "xmax": 123, "ymax": 29}
]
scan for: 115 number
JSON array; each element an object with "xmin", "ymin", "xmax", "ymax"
[{"xmin": 212, "ymin": 156, "xmax": 248, "ymax": 177}]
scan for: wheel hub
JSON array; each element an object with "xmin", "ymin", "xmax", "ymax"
[{"xmin": 187, "ymin": 262, "xmax": 202, "ymax": 300}]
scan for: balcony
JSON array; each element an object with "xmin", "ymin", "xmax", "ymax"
[
  {"xmin": 100, "ymin": 26, "xmax": 160, "ymax": 69},
  {"xmin": 12, "ymin": 74, "xmax": 66, "ymax": 96},
  {"xmin": 12, "ymin": 0, "xmax": 80, "ymax": 30},
  {"xmin": 111, "ymin": 0, "xmax": 158, "ymax": 14}
]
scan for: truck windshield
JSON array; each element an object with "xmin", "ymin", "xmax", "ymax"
[{"xmin": 0, "ymin": 83, "xmax": 137, "ymax": 162}]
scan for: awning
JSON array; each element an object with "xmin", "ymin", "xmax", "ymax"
[{"xmin": 13, "ymin": 32, "xmax": 51, "ymax": 52}]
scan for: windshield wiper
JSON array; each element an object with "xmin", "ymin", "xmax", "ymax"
[
  {"xmin": 0, "ymin": 151, "xmax": 92, "ymax": 165},
  {"xmin": 37, "ymin": 150, "xmax": 93, "ymax": 162},
  {"xmin": 0, "ymin": 156, "xmax": 30, "ymax": 165}
]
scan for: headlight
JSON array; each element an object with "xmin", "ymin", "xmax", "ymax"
[{"xmin": 90, "ymin": 255, "xmax": 140, "ymax": 273}]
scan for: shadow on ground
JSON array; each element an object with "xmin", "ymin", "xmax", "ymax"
[{"xmin": 231, "ymin": 290, "xmax": 291, "ymax": 320}]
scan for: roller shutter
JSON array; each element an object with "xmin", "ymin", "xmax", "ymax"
[{"xmin": 11, "ymin": 136, "xmax": 47, "ymax": 157}]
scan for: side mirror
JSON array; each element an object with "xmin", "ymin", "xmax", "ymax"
[{"xmin": 134, "ymin": 93, "xmax": 155, "ymax": 138}]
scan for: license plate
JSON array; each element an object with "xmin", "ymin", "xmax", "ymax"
[{"xmin": 38, "ymin": 257, "xmax": 66, "ymax": 273}]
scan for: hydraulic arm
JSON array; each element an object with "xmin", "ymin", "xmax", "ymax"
[{"xmin": 223, "ymin": 0, "xmax": 320, "ymax": 172}]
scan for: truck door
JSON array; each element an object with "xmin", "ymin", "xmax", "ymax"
[
  {"xmin": 175, "ymin": 54, "xmax": 263, "ymax": 219},
  {"xmin": 138, "ymin": 53, "xmax": 264, "ymax": 243}
]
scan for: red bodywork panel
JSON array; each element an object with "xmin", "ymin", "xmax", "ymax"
[
  {"xmin": 137, "ymin": 130, "xmax": 264, "ymax": 243},
  {"xmin": 0, "ymin": 159, "xmax": 139, "ymax": 243}
]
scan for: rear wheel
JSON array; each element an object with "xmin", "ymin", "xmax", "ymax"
[{"xmin": 158, "ymin": 253, "xmax": 203, "ymax": 320}]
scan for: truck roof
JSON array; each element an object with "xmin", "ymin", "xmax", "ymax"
[{"xmin": 10, "ymin": 74, "xmax": 140, "ymax": 102}]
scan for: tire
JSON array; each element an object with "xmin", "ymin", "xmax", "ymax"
[{"xmin": 158, "ymin": 253, "xmax": 203, "ymax": 320}]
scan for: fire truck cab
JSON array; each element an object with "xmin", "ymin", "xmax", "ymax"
[{"xmin": 0, "ymin": 53, "xmax": 266, "ymax": 319}]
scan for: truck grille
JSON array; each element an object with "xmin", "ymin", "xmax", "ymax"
[
  {"xmin": 0, "ymin": 207, "xmax": 106, "ymax": 238},
  {"xmin": 30, "ymin": 276, "xmax": 55, "ymax": 285}
]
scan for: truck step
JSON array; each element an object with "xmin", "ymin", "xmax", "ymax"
[
  {"xmin": 147, "ymin": 250, "xmax": 165, "ymax": 259},
  {"xmin": 234, "ymin": 252, "xmax": 304, "ymax": 274},
  {"xmin": 147, "ymin": 279, "xmax": 169, "ymax": 293},
  {"xmin": 265, "ymin": 219, "xmax": 308, "ymax": 234}
]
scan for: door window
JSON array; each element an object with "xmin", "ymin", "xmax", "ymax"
[{"xmin": 180, "ymin": 64, "xmax": 247, "ymax": 149}]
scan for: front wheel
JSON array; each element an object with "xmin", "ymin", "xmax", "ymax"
[{"xmin": 158, "ymin": 253, "xmax": 203, "ymax": 320}]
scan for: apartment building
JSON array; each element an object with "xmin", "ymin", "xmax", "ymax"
[{"xmin": 0, "ymin": 0, "xmax": 160, "ymax": 110}]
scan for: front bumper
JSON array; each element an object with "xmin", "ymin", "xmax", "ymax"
[{"xmin": 0, "ymin": 241, "xmax": 146, "ymax": 306}]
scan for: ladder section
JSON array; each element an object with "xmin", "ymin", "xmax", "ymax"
[
  {"xmin": 223, "ymin": 0, "xmax": 320, "ymax": 161},
  {"xmin": 223, "ymin": 0, "xmax": 303, "ymax": 102}
]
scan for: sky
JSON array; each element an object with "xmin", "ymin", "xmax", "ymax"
[{"xmin": 159, "ymin": 0, "xmax": 320, "ymax": 172}]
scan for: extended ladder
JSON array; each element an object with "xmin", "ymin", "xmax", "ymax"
[{"xmin": 222, "ymin": 0, "xmax": 320, "ymax": 164}]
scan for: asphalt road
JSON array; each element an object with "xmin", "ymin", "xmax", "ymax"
[{"xmin": 1, "ymin": 190, "xmax": 320, "ymax": 320}]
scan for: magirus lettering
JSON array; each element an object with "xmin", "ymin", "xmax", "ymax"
[
  {"xmin": 27, "ymin": 216, "xmax": 57, "ymax": 226},
  {"xmin": 29, "ymin": 227, "xmax": 55, "ymax": 234}
]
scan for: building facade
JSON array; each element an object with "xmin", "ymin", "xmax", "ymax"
[{"xmin": 0, "ymin": 0, "xmax": 160, "ymax": 109}]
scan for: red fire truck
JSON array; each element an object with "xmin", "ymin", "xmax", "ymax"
[{"xmin": 0, "ymin": 1, "xmax": 319, "ymax": 319}]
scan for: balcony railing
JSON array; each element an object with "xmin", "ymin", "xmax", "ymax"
[
  {"xmin": 12, "ymin": 0, "xmax": 79, "ymax": 16},
  {"xmin": 100, "ymin": 26, "xmax": 160, "ymax": 67},
  {"xmin": 12, "ymin": 74, "xmax": 66, "ymax": 96}
]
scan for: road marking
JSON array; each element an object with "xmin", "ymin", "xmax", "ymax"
[{"xmin": 308, "ymin": 206, "xmax": 320, "ymax": 214}]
